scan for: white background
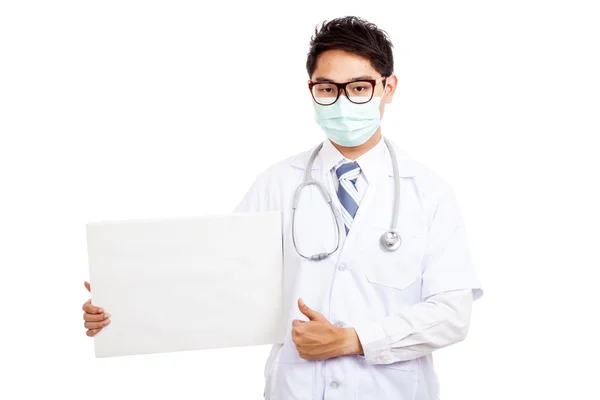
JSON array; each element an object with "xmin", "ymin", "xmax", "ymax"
[{"xmin": 1, "ymin": 0, "xmax": 599, "ymax": 399}]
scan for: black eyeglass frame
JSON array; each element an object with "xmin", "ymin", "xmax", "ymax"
[{"xmin": 308, "ymin": 76, "xmax": 388, "ymax": 106}]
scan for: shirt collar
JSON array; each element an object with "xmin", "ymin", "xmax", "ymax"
[
  {"xmin": 318, "ymin": 136, "xmax": 390, "ymax": 183},
  {"xmin": 319, "ymin": 138, "xmax": 346, "ymax": 176}
]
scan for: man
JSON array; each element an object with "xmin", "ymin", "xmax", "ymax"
[{"xmin": 82, "ymin": 16, "xmax": 483, "ymax": 399}]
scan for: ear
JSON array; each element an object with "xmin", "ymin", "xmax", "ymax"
[{"xmin": 382, "ymin": 74, "xmax": 398, "ymax": 104}]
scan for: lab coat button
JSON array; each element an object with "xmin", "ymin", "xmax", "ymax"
[
  {"xmin": 330, "ymin": 380, "xmax": 340, "ymax": 389},
  {"xmin": 338, "ymin": 263, "xmax": 347, "ymax": 271}
]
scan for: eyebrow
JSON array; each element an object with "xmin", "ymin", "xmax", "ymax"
[{"xmin": 313, "ymin": 75, "xmax": 375, "ymax": 83}]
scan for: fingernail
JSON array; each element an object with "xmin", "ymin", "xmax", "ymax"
[
  {"xmin": 98, "ymin": 308, "xmax": 104, "ymax": 313},
  {"xmin": 105, "ymin": 319, "xmax": 111, "ymax": 325},
  {"xmin": 104, "ymin": 312, "xmax": 111, "ymax": 319}
]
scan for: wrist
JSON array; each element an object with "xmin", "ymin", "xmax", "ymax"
[{"xmin": 337, "ymin": 327, "xmax": 363, "ymax": 356}]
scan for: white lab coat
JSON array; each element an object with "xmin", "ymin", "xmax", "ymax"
[{"xmin": 234, "ymin": 137, "xmax": 483, "ymax": 400}]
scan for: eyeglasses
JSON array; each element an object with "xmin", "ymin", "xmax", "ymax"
[{"xmin": 308, "ymin": 76, "xmax": 388, "ymax": 106}]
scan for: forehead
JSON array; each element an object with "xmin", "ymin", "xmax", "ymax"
[{"xmin": 312, "ymin": 49, "xmax": 379, "ymax": 82}]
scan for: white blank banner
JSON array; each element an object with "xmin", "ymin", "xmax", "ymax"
[{"xmin": 86, "ymin": 211, "xmax": 284, "ymax": 358}]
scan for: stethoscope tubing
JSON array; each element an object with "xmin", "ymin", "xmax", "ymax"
[{"xmin": 292, "ymin": 136, "xmax": 402, "ymax": 260}]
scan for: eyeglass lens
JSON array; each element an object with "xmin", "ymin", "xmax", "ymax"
[{"xmin": 312, "ymin": 81, "xmax": 374, "ymax": 105}]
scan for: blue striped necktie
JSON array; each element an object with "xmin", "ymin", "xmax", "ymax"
[{"xmin": 335, "ymin": 161, "xmax": 361, "ymax": 234}]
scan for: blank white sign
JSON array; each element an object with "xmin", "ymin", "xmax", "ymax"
[{"xmin": 86, "ymin": 211, "xmax": 284, "ymax": 358}]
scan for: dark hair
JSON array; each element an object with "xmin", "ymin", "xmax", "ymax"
[{"xmin": 306, "ymin": 16, "xmax": 394, "ymax": 81}]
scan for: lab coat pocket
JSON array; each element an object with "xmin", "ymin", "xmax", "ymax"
[
  {"xmin": 356, "ymin": 357, "xmax": 418, "ymax": 400},
  {"xmin": 268, "ymin": 343, "xmax": 315, "ymax": 400},
  {"xmin": 365, "ymin": 230, "xmax": 426, "ymax": 288},
  {"xmin": 365, "ymin": 266, "xmax": 420, "ymax": 290},
  {"xmin": 363, "ymin": 230, "xmax": 426, "ymax": 308}
]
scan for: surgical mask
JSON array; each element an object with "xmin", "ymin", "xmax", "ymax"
[{"xmin": 313, "ymin": 94, "xmax": 383, "ymax": 147}]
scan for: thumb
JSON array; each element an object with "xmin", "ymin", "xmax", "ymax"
[
  {"xmin": 84, "ymin": 281, "xmax": 91, "ymax": 293},
  {"xmin": 298, "ymin": 298, "xmax": 325, "ymax": 321}
]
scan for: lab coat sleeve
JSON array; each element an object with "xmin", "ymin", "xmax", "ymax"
[
  {"xmin": 353, "ymin": 180, "xmax": 483, "ymax": 364},
  {"xmin": 421, "ymin": 183, "xmax": 482, "ymax": 300},
  {"xmin": 353, "ymin": 289, "xmax": 473, "ymax": 363}
]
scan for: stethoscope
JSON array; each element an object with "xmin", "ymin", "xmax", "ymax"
[{"xmin": 291, "ymin": 136, "xmax": 402, "ymax": 261}]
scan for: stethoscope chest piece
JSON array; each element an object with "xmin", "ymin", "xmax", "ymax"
[{"xmin": 380, "ymin": 230, "xmax": 402, "ymax": 251}]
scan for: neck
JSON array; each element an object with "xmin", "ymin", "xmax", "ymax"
[{"xmin": 331, "ymin": 129, "xmax": 382, "ymax": 160}]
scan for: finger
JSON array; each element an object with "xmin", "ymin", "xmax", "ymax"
[
  {"xmin": 82, "ymin": 299, "xmax": 104, "ymax": 314},
  {"xmin": 86, "ymin": 328, "xmax": 101, "ymax": 337},
  {"xmin": 84, "ymin": 319, "xmax": 111, "ymax": 330},
  {"xmin": 298, "ymin": 298, "xmax": 325, "ymax": 322},
  {"xmin": 291, "ymin": 321, "xmax": 304, "ymax": 344},
  {"xmin": 298, "ymin": 351, "xmax": 321, "ymax": 361},
  {"xmin": 84, "ymin": 281, "xmax": 91, "ymax": 292},
  {"xmin": 84, "ymin": 312, "xmax": 110, "ymax": 322},
  {"xmin": 292, "ymin": 320, "xmax": 303, "ymax": 337}
]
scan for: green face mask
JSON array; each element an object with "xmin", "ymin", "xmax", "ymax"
[{"xmin": 313, "ymin": 95, "xmax": 383, "ymax": 147}]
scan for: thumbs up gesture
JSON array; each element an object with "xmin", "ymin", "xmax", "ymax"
[{"xmin": 291, "ymin": 298, "xmax": 363, "ymax": 361}]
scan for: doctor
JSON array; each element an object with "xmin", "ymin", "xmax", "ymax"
[{"xmin": 81, "ymin": 16, "xmax": 483, "ymax": 399}]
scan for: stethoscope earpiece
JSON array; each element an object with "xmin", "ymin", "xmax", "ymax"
[{"xmin": 380, "ymin": 230, "xmax": 402, "ymax": 251}]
